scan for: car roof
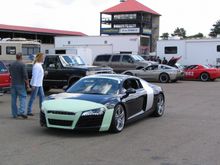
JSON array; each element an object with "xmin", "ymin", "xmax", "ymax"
[{"xmin": 85, "ymin": 74, "xmax": 138, "ymax": 81}]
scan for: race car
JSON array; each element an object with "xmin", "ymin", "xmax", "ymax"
[
  {"xmin": 122, "ymin": 64, "xmax": 184, "ymax": 83},
  {"xmin": 40, "ymin": 74, "xmax": 165, "ymax": 133},
  {"xmin": 184, "ymin": 65, "xmax": 220, "ymax": 81}
]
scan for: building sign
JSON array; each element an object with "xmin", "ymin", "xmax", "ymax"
[
  {"xmin": 101, "ymin": 28, "xmax": 119, "ymax": 34},
  {"xmin": 119, "ymin": 28, "xmax": 140, "ymax": 34},
  {"xmin": 143, "ymin": 29, "xmax": 152, "ymax": 34}
]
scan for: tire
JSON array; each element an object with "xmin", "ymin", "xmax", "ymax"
[
  {"xmin": 110, "ymin": 104, "xmax": 126, "ymax": 133},
  {"xmin": 159, "ymin": 73, "xmax": 170, "ymax": 83},
  {"xmin": 200, "ymin": 72, "xmax": 210, "ymax": 82},
  {"xmin": 152, "ymin": 93, "xmax": 165, "ymax": 117},
  {"xmin": 124, "ymin": 72, "xmax": 133, "ymax": 76}
]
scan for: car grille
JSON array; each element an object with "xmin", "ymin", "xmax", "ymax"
[
  {"xmin": 47, "ymin": 111, "xmax": 75, "ymax": 115},
  {"xmin": 76, "ymin": 115, "xmax": 104, "ymax": 128},
  {"xmin": 48, "ymin": 119, "xmax": 73, "ymax": 126},
  {"xmin": 40, "ymin": 111, "xmax": 46, "ymax": 126}
]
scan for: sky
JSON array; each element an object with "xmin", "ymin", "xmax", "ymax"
[{"xmin": 0, "ymin": 0, "xmax": 219, "ymax": 36}]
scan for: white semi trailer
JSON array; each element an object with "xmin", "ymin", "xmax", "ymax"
[
  {"xmin": 157, "ymin": 38, "xmax": 220, "ymax": 66},
  {"xmin": 54, "ymin": 35, "xmax": 150, "ymax": 60}
]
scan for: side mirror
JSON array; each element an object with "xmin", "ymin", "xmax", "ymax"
[
  {"xmin": 126, "ymin": 88, "xmax": 136, "ymax": 95},
  {"xmin": 122, "ymin": 88, "xmax": 136, "ymax": 99}
]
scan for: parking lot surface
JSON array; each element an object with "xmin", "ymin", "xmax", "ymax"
[{"xmin": 0, "ymin": 80, "xmax": 220, "ymax": 165}]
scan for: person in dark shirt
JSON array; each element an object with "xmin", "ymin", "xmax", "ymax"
[
  {"xmin": 162, "ymin": 57, "xmax": 168, "ymax": 64},
  {"xmin": 9, "ymin": 53, "xmax": 30, "ymax": 119}
]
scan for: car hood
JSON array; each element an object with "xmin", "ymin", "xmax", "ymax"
[
  {"xmin": 48, "ymin": 92, "xmax": 117, "ymax": 104},
  {"xmin": 42, "ymin": 99, "xmax": 105, "ymax": 113}
]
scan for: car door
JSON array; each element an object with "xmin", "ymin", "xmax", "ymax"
[
  {"xmin": 184, "ymin": 65, "xmax": 196, "ymax": 79},
  {"xmin": 0, "ymin": 61, "xmax": 10, "ymax": 89},
  {"xmin": 122, "ymin": 78, "xmax": 147, "ymax": 119},
  {"xmin": 109, "ymin": 55, "xmax": 122, "ymax": 73},
  {"xmin": 121, "ymin": 55, "xmax": 136, "ymax": 72},
  {"xmin": 142, "ymin": 65, "xmax": 159, "ymax": 81},
  {"xmin": 44, "ymin": 56, "xmax": 67, "ymax": 87}
]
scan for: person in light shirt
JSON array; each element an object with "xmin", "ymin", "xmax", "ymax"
[{"xmin": 27, "ymin": 53, "xmax": 45, "ymax": 116}]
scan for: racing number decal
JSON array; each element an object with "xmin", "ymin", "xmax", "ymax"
[{"xmin": 185, "ymin": 72, "xmax": 194, "ymax": 76}]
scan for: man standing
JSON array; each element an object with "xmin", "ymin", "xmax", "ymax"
[{"xmin": 9, "ymin": 53, "xmax": 30, "ymax": 119}]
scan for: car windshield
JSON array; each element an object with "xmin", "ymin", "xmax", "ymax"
[
  {"xmin": 67, "ymin": 78, "xmax": 119, "ymax": 95},
  {"xmin": 61, "ymin": 55, "xmax": 85, "ymax": 66},
  {"xmin": 131, "ymin": 55, "xmax": 145, "ymax": 61}
]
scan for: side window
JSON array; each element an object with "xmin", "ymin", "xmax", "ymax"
[
  {"xmin": 95, "ymin": 55, "xmax": 111, "ymax": 62},
  {"xmin": 111, "ymin": 55, "xmax": 121, "ymax": 62},
  {"xmin": 45, "ymin": 57, "xmax": 61, "ymax": 69},
  {"xmin": 0, "ymin": 61, "xmax": 7, "ymax": 73},
  {"xmin": 123, "ymin": 79, "xmax": 141, "ymax": 90},
  {"xmin": 161, "ymin": 65, "xmax": 171, "ymax": 70},
  {"xmin": 122, "ymin": 55, "xmax": 133, "ymax": 63},
  {"xmin": 146, "ymin": 65, "xmax": 158, "ymax": 70},
  {"xmin": 164, "ymin": 46, "xmax": 177, "ymax": 54},
  {"xmin": 6, "ymin": 46, "xmax": 16, "ymax": 55},
  {"xmin": 217, "ymin": 45, "xmax": 220, "ymax": 52}
]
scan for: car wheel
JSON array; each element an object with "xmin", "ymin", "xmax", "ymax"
[
  {"xmin": 124, "ymin": 72, "xmax": 133, "ymax": 76},
  {"xmin": 152, "ymin": 93, "xmax": 165, "ymax": 117},
  {"xmin": 159, "ymin": 73, "xmax": 170, "ymax": 83},
  {"xmin": 110, "ymin": 104, "xmax": 126, "ymax": 133},
  {"xmin": 200, "ymin": 72, "xmax": 210, "ymax": 81}
]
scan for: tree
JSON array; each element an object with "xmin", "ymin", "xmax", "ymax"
[
  {"xmin": 171, "ymin": 27, "xmax": 186, "ymax": 38},
  {"xmin": 187, "ymin": 33, "xmax": 204, "ymax": 39},
  {"xmin": 160, "ymin": 33, "xmax": 169, "ymax": 40},
  {"xmin": 209, "ymin": 20, "xmax": 220, "ymax": 37}
]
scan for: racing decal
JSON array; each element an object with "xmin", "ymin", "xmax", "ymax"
[
  {"xmin": 140, "ymin": 80, "xmax": 154, "ymax": 111},
  {"xmin": 185, "ymin": 72, "xmax": 194, "ymax": 76}
]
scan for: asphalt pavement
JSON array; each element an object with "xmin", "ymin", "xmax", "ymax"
[{"xmin": 0, "ymin": 80, "xmax": 220, "ymax": 165}]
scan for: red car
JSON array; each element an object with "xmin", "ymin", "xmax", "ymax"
[
  {"xmin": 0, "ymin": 61, "xmax": 11, "ymax": 95},
  {"xmin": 184, "ymin": 65, "xmax": 220, "ymax": 81}
]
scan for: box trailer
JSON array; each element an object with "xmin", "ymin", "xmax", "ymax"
[
  {"xmin": 54, "ymin": 35, "xmax": 150, "ymax": 60},
  {"xmin": 157, "ymin": 38, "xmax": 220, "ymax": 66}
]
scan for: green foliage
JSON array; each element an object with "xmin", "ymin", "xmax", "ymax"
[
  {"xmin": 171, "ymin": 27, "xmax": 186, "ymax": 38},
  {"xmin": 209, "ymin": 20, "xmax": 220, "ymax": 37},
  {"xmin": 187, "ymin": 33, "xmax": 204, "ymax": 39},
  {"xmin": 160, "ymin": 33, "xmax": 169, "ymax": 40}
]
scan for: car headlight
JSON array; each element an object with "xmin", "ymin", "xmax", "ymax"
[
  {"xmin": 105, "ymin": 102, "xmax": 115, "ymax": 109},
  {"xmin": 81, "ymin": 108, "xmax": 105, "ymax": 116}
]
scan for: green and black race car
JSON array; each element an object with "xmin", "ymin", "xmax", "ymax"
[{"xmin": 40, "ymin": 74, "xmax": 165, "ymax": 133}]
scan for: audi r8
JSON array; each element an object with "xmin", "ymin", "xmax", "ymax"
[{"xmin": 40, "ymin": 74, "xmax": 165, "ymax": 133}]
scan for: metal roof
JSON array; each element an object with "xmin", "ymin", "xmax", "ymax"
[
  {"xmin": 101, "ymin": 0, "xmax": 160, "ymax": 15},
  {"xmin": 0, "ymin": 24, "xmax": 86, "ymax": 36}
]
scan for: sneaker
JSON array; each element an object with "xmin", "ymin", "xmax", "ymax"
[
  {"xmin": 20, "ymin": 114, "xmax": 28, "ymax": 119},
  {"xmin": 27, "ymin": 113, "xmax": 34, "ymax": 116}
]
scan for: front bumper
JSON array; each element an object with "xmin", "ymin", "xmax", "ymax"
[
  {"xmin": 0, "ymin": 86, "xmax": 10, "ymax": 94},
  {"xmin": 40, "ymin": 108, "xmax": 114, "ymax": 132}
]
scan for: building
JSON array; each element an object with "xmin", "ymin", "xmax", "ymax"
[
  {"xmin": 0, "ymin": 24, "xmax": 85, "ymax": 44},
  {"xmin": 100, "ymin": 0, "xmax": 160, "ymax": 52},
  {"xmin": 0, "ymin": 24, "xmax": 85, "ymax": 57},
  {"xmin": 157, "ymin": 38, "xmax": 220, "ymax": 66}
]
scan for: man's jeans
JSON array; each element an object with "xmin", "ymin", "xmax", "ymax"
[
  {"xmin": 11, "ymin": 85, "xmax": 27, "ymax": 118},
  {"xmin": 27, "ymin": 86, "xmax": 45, "ymax": 114}
]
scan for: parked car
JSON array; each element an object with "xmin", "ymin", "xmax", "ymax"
[
  {"xmin": 184, "ymin": 64, "xmax": 220, "ymax": 81},
  {"xmin": 0, "ymin": 61, "xmax": 10, "ymax": 95},
  {"xmin": 93, "ymin": 54, "xmax": 156, "ymax": 73},
  {"xmin": 40, "ymin": 74, "xmax": 165, "ymax": 133},
  {"xmin": 27, "ymin": 54, "xmax": 113, "ymax": 91},
  {"xmin": 123, "ymin": 64, "xmax": 184, "ymax": 83}
]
